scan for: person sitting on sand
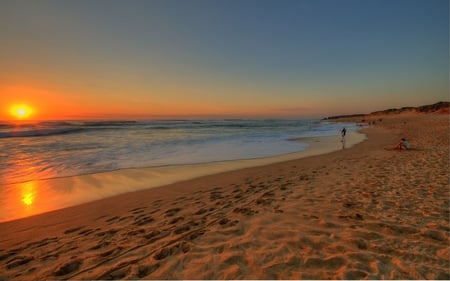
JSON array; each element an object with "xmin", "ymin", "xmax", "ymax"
[{"xmin": 395, "ymin": 138, "xmax": 410, "ymax": 150}]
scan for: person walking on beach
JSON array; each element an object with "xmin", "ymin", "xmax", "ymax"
[
  {"xmin": 340, "ymin": 127, "xmax": 347, "ymax": 141},
  {"xmin": 340, "ymin": 127, "xmax": 347, "ymax": 149}
]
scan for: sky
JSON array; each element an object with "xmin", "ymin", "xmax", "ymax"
[{"xmin": 1, "ymin": 0, "xmax": 448, "ymax": 120}]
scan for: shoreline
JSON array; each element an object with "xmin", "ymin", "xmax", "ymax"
[
  {"xmin": 1, "ymin": 131, "xmax": 366, "ymax": 223},
  {"xmin": 0, "ymin": 118, "xmax": 355, "ymax": 187},
  {"xmin": 0, "ymin": 113, "xmax": 448, "ymax": 280}
]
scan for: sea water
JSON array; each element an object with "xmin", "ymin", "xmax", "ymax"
[{"xmin": 0, "ymin": 119, "xmax": 357, "ymax": 185}]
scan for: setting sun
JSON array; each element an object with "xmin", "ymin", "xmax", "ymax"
[{"xmin": 10, "ymin": 104, "xmax": 33, "ymax": 120}]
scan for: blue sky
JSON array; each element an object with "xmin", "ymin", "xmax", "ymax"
[{"xmin": 1, "ymin": 0, "xmax": 448, "ymax": 119}]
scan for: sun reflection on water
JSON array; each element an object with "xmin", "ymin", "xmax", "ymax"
[
  {"xmin": 21, "ymin": 182, "xmax": 36, "ymax": 206},
  {"xmin": 0, "ymin": 148, "xmax": 59, "ymax": 222}
]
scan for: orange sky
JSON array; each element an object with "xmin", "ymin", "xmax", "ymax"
[
  {"xmin": 0, "ymin": 83, "xmax": 333, "ymax": 121},
  {"xmin": 0, "ymin": 81, "xmax": 441, "ymax": 121}
]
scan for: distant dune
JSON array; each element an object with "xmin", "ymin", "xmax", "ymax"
[{"xmin": 325, "ymin": 101, "xmax": 449, "ymax": 120}]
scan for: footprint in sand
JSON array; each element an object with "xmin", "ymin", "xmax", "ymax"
[
  {"xmin": 218, "ymin": 218, "xmax": 239, "ymax": 228},
  {"xmin": 127, "ymin": 229, "xmax": 146, "ymax": 236},
  {"xmin": 101, "ymin": 266, "xmax": 131, "ymax": 280},
  {"xmin": 89, "ymin": 241, "xmax": 110, "ymax": 251},
  {"xmin": 53, "ymin": 259, "xmax": 82, "ymax": 276},
  {"xmin": 187, "ymin": 230, "xmax": 205, "ymax": 241},
  {"xmin": 79, "ymin": 229, "xmax": 96, "ymax": 236},
  {"xmin": 144, "ymin": 230, "xmax": 170, "ymax": 244},
  {"xmin": 210, "ymin": 190, "xmax": 223, "ymax": 201},
  {"xmin": 64, "ymin": 226, "xmax": 84, "ymax": 234},
  {"xmin": 105, "ymin": 216, "xmax": 120, "ymax": 223},
  {"xmin": 130, "ymin": 207, "xmax": 146, "ymax": 215},
  {"xmin": 219, "ymin": 218, "xmax": 230, "ymax": 225},
  {"xmin": 42, "ymin": 254, "xmax": 59, "ymax": 262},
  {"xmin": 194, "ymin": 208, "xmax": 208, "ymax": 215},
  {"xmin": 133, "ymin": 216, "xmax": 154, "ymax": 226},
  {"xmin": 304, "ymin": 256, "xmax": 346, "ymax": 270},
  {"xmin": 0, "ymin": 251, "xmax": 17, "ymax": 262},
  {"xmin": 27, "ymin": 237, "xmax": 59, "ymax": 248},
  {"xmin": 169, "ymin": 216, "xmax": 184, "ymax": 224},
  {"xmin": 144, "ymin": 230, "xmax": 160, "ymax": 240},
  {"xmin": 165, "ymin": 208, "xmax": 181, "ymax": 217},
  {"xmin": 255, "ymin": 197, "xmax": 271, "ymax": 206},
  {"xmin": 6, "ymin": 256, "xmax": 33, "ymax": 269},
  {"xmin": 153, "ymin": 241, "xmax": 191, "ymax": 260},
  {"xmin": 173, "ymin": 224, "xmax": 191, "ymax": 235},
  {"xmin": 344, "ymin": 270, "xmax": 369, "ymax": 279},
  {"xmin": 136, "ymin": 264, "xmax": 160, "ymax": 278},
  {"xmin": 232, "ymin": 187, "xmax": 242, "ymax": 193},
  {"xmin": 233, "ymin": 207, "xmax": 258, "ymax": 216},
  {"xmin": 422, "ymin": 229, "xmax": 447, "ymax": 242},
  {"xmin": 98, "ymin": 259, "xmax": 138, "ymax": 280},
  {"xmin": 175, "ymin": 196, "xmax": 187, "ymax": 202},
  {"xmin": 98, "ymin": 247, "xmax": 123, "ymax": 258},
  {"xmin": 96, "ymin": 229, "xmax": 118, "ymax": 238}
]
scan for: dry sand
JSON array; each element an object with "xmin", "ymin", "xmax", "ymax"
[{"xmin": 0, "ymin": 113, "xmax": 448, "ymax": 280}]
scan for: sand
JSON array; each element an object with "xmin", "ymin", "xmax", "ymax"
[{"xmin": 0, "ymin": 113, "xmax": 448, "ymax": 280}]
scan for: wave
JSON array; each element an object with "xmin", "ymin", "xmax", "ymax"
[
  {"xmin": 0, "ymin": 120, "xmax": 141, "ymax": 138},
  {"xmin": 0, "ymin": 119, "xmax": 319, "ymax": 139},
  {"xmin": 0, "ymin": 127, "xmax": 85, "ymax": 138},
  {"xmin": 81, "ymin": 120, "xmax": 138, "ymax": 127}
]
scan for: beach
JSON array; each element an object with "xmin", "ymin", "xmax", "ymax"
[{"xmin": 0, "ymin": 113, "xmax": 448, "ymax": 279}]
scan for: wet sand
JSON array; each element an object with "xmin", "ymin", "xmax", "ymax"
[{"xmin": 0, "ymin": 113, "xmax": 448, "ymax": 280}]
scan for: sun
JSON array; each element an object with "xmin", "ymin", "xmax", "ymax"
[{"xmin": 10, "ymin": 104, "xmax": 33, "ymax": 120}]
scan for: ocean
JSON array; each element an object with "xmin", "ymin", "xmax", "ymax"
[{"xmin": 0, "ymin": 119, "xmax": 357, "ymax": 186}]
